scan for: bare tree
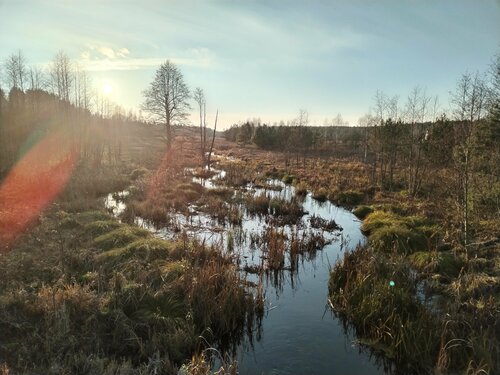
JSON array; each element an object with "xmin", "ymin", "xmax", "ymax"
[
  {"xmin": 3, "ymin": 51, "xmax": 27, "ymax": 90},
  {"xmin": 404, "ymin": 86, "xmax": 432, "ymax": 195},
  {"xmin": 142, "ymin": 60, "xmax": 190, "ymax": 148},
  {"xmin": 206, "ymin": 110, "xmax": 218, "ymax": 170},
  {"xmin": 451, "ymin": 71, "xmax": 489, "ymax": 248},
  {"xmin": 73, "ymin": 64, "xmax": 92, "ymax": 111},
  {"xmin": 28, "ymin": 66, "xmax": 46, "ymax": 91},
  {"xmin": 193, "ymin": 87, "xmax": 207, "ymax": 163},
  {"xmin": 49, "ymin": 51, "xmax": 73, "ymax": 102}
]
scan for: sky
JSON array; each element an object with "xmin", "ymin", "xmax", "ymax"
[{"xmin": 1, "ymin": 0, "xmax": 499, "ymax": 128}]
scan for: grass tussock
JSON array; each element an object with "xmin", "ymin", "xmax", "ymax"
[
  {"xmin": 331, "ymin": 190, "xmax": 365, "ymax": 206},
  {"xmin": 93, "ymin": 226, "xmax": 151, "ymax": 250},
  {"xmin": 362, "ymin": 210, "xmax": 438, "ymax": 254},
  {"xmin": 0, "ymin": 207, "xmax": 264, "ymax": 373},
  {"xmin": 352, "ymin": 205, "xmax": 374, "ymax": 219}
]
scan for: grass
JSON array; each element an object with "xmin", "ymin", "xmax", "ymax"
[
  {"xmin": 0, "ymin": 208, "xmax": 264, "ymax": 373},
  {"xmin": 329, "ymin": 245, "xmax": 441, "ymax": 372},
  {"xmin": 331, "ymin": 190, "xmax": 365, "ymax": 206},
  {"xmin": 93, "ymin": 226, "xmax": 151, "ymax": 250},
  {"xmin": 309, "ymin": 215, "xmax": 341, "ymax": 231},
  {"xmin": 246, "ymin": 193, "xmax": 270, "ymax": 215},
  {"xmin": 312, "ymin": 187, "xmax": 328, "ymax": 202},
  {"xmin": 84, "ymin": 220, "xmax": 122, "ymax": 236},
  {"xmin": 362, "ymin": 210, "xmax": 437, "ymax": 254},
  {"xmin": 352, "ymin": 205, "xmax": 374, "ymax": 219}
]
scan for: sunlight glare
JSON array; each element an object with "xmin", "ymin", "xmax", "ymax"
[{"xmin": 102, "ymin": 82, "xmax": 113, "ymax": 95}]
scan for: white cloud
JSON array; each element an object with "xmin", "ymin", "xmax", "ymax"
[
  {"xmin": 78, "ymin": 47, "xmax": 216, "ymax": 71},
  {"xmin": 80, "ymin": 44, "xmax": 132, "ymax": 61},
  {"xmin": 97, "ymin": 46, "xmax": 116, "ymax": 59}
]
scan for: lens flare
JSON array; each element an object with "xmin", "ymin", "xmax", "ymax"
[{"xmin": 0, "ymin": 131, "xmax": 78, "ymax": 252}]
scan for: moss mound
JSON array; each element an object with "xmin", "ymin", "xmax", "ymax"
[
  {"xmin": 84, "ymin": 220, "xmax": 122, "ymax": 237},
  {"xmin": 94, "ymin": 226, "xmax": 150, "ymax": 250},
  {"xmin": 362, "ymin": 210, "xmax": 437, "ymax": 254},
  {"xmin": 353, "ymin": 205, "xmax": 374, "ymax": 219}
]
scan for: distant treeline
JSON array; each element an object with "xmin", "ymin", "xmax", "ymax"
[
  {"xmin": 224, "ymin": 123, "xmax": 367, "ymax": 155},
  {"xmin": 225, "ymin": 65, "xmax": 500, "ymax": 246},
  {"xmin": 0, "ymin": 87, "xmax": 139, "ymax": 179}
]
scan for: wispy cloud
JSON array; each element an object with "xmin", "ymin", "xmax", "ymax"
[{"xmin": 78, "ymin": 46, "xmax": 215, "ymax": 71}]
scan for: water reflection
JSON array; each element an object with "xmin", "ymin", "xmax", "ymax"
[{"xmin": 105, "ymin": 162, "xmax": 389, "ymax": 375}]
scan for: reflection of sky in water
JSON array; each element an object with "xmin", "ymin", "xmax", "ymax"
[{"xmin": 105, "ymin": 165, "xmax": 385, "ymax": 375}]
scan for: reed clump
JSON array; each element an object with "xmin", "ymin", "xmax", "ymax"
[{"xmin": 329, "ymin": 245, "xmax": 440, "ymax": 372}]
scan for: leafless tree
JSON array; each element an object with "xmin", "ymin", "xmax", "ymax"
[
  {"xmin": 193, "ymin": 87, "xmax": 207, "ymax": 163},
  {"xmin": 73, "ymin": 64, "xmax": 92, "ymax": 111},
  {"xmin": 451, "ymin": 71, "xmax": 489, "ymax": 248},
  {"xmin": 28, "ymin": 66, "xmax": 46, "ymax": 91},
  {"xmin": 49, "ymin": 51, "xmax": 73, "ymax": 102},
  {"xmin": 404, "ymin": 86, "xmax": 432, "ymax": 195},
  {"xmin": 3, "ymin": 51, "xmax": 27, "ymax": 90},
  {"xmin": 206, "ymin": 110, "xmax": 218, "ymax": 170},
  {"xmin": 142, "ymin": 60, "xmax": 190, "ymax": 148}
]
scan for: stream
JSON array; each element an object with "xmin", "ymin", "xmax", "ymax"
[{"xmin": 105, "ymin": 163, "xmax": 388, "ymax": 375}]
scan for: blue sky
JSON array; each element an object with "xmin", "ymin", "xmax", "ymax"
[{"xmin": 1, "ymin": 0, "xmax": 499, "ymax": 128}]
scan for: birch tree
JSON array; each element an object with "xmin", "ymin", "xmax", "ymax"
[{"xmin": 142, "ymin": 60, "xmax": 190, "ymax": 148}]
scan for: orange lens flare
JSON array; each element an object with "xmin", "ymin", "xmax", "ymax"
[{"xmin": 0, "ymin": 131, "xmax": 78, "ymax": 252}]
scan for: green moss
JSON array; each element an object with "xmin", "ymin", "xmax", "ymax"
[
  {"xmin": 94, "ymin": 226, "xmax": 150, "ymax": 250},
  {"xmin": 361, "ymin": 211, "xmax": 401, "ymax": 234},
  {"xmin": 353, "ymin": 205, "xmax": 374, "ymax": 219},
  {"xmin": 370, "ymin": 224, "xmax": 427, "ymax": 254},
  {"xmin": 409, "ymin": 251, "xmax": 436, "ymax": 271},
  {"xmin": 362, "ymin": 210, "xmax": 435, "ymax": 254},
  {"xmin": 97, "ymin": 238, "xmax": 172, "ymax": 264},
  {"xmin": 77, "ymin": 210, "xmax": 113, "ymax": 223},
  {"xmin": 59, "ymin": 216, "xmax": 81, "ymax": 229},
  {"xmin": 281, "ymin": 174, "xmax": 295, "ymax": 184},
  {"xmin": 84, "ymin": 220, "xmax": 122, "ymax": 237},
  {"xmin": 437, "ymin": 253, "xmax": 464, "ymax": 278}
]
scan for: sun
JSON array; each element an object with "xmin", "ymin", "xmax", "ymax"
[{"xmin": 102, "ymin": 83, "xmax": 113, "ymax": 95}]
